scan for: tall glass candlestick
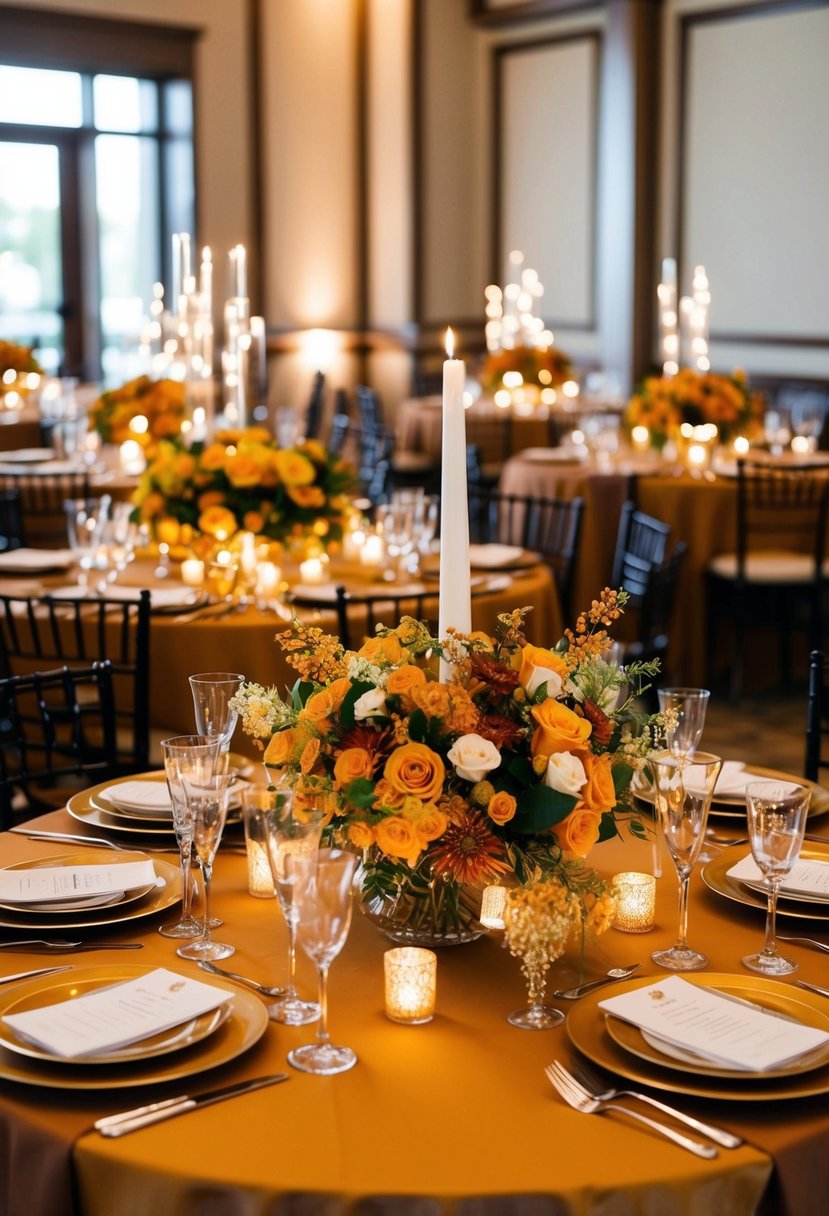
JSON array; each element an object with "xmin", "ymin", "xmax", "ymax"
[{"xmin": 438, "ymin": 327, "xmax": 471, "ymax": 681}]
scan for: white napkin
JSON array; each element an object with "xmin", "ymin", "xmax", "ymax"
[
  {"xmin": 0, "ymin": 548, "xmax": 75, "ymax": 572},
  {"xmin": 728, "ymin": 854, "xmax": 829, "ymax": 901},
  {"xmin": 46, "ymin": 584, "xmax": 199, "ymax": 608},
  {"xmin": 468, "ymin": 544, "xmax": 524, "ymax": 568},
  {"xmin": 2, "ymin": 968, "xmax": 231, "ymax": 1059},
  {"xmin": 600, "ymin": 976, "xmax": 829, "ymax": 1071},
  {"xmin": 713, "ymin": 761, "xmax": 751, "ymax": 796},
  {"xmin": 0, "ymin": 861, "xmax": 156, "ymax": 906},
  {"xmin": 102, "ymin": 780, "xmax": 172, "ymax": 813}
]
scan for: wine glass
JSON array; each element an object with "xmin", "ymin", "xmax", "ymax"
[
  {"xmin": 159, "ymin": 735, "xmax": 222, "ymax": 939},
  {"xmin": 376, "ymin": 501, "xmax": 416, "ymax": 581},
  {"xmin": 742, "ymin": 780, "xmax": 811, "ymax": 976},
  {"xmin": 288, "ymin": 848, "xmax": 359, "ymax": 1075},
  {"xmin": 189, "ymin": 672, "xmax": 245, "ymax": 751},
  {"xmin": 649, "ymin": 750, "xmax": 722, "ymax": 971},
  {"xmin": 176, "ymin": 765, "xmax": 237, "ymax": 961},
  {"xmin": 657, "ymin": 688, "xmax": 710, "ymax": 764},
  {"xmin": 261, "ymin": 791, "xmax": 326, "ymax": 1025},
  {"xmin": 64, "ymin": 496, "xmax": 110, "ymax": 590}
]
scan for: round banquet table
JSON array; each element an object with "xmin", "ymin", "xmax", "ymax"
[
  {"xmin": 4, "ymin": 800, "xmax": 829, "ymax": 1216},
  {"xmin": 397, "ymin": 396, "xmax": 552, "ymax": 462}
]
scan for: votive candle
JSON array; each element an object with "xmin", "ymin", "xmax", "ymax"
[
  {"xmin": 612, "ymin": 872, "xmax": 656, "ymax": 933},
  {"xmin": 180, "ymin": 559, "xmax": 205, "ymax": 587},
  {"xmin": 246, "ymin": 839, "xmax": 275, "ymax": 897},
  {"xmin": 299, "ymin": 556, "xmax": 325, "ymax": 585},
  {"xmin": 480, "ymin": 885, "xmax": 508, "ymax": 930},
  {"xmin": 384, "ymin": 947, "xmax": 437, "ymax": 1024}
]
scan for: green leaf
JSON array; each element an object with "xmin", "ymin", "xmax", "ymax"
[
  {"xmin": 290, "ymin": 679, "xmax": 315, "ymax": 711},
  {"xmin": 512, "ymin": 785, "xmax": 577, "ymax": 834},
  {"xmin": 407, "ymin": 708, "xmax": 428, "ymax": 743},
  {"xmin": 508, "ymin": 755, "xmax": 536, "ymax": 787},
  {"xmin": 612, "ymin": 763, "xmax": 634, "ymax": 798},
  {"xmin": 339, "ymin": 681, "xmax": 375, "ymax": 730},
  {"xmin": 344, "ymin": 777, "xmax": 377, "ymax": 809},
  {"xmin": 597, "ymin": 810, "xmax": 620, "ymax": 842}
]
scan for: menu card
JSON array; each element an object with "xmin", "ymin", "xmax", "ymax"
[
  {"xmin": 599, "ymin": 976, "xmax": 829, "ymax": 1071},
  {"xmin": 728, "ymin": 854, "xmax": 829, "ymax": 901},
  {"xmin": 3, "ymin": 968, "xmax": 231, "ymax": 1058},
  {"xmin": 0, "ymin": 861, "xmax": 156, "ymax": 906}
]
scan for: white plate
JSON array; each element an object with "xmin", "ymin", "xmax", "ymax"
[
  {"xmin": 0, "ymin": 448, "xmax": 55, "ymax": 463},
  {"xmin": 0, "ymin": 548, "xmax": 75, "ymax": 573},
  {"xmin": 45, "ymin": 584, "xmax": 204, "ymax": 610},
  {"xmin": 468, "ymin": 544, "xmax": 524, "ymax": 568},
  {"xmin": 518, "ymin": 447, "xmax": 587, "ymax": 464}
]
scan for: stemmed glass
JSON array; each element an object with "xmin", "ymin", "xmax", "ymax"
[
  {"xmin": 649, "ymin": 750, "xmax": 722, "ymax": 971},
  {"xmin": 159, "ymin": 734, "xmax": 222, "ymax": 940},
  {"xmin": 288, "ymin": 848, "xmax": 359, "ymax": 1075},
  {"xmin": 176, "ymin": 765, "xmax": 237, "ymax": 961},
  {"xmin": 189, "ymin": 672, "xmax": 245, "ymax": 751},
  {"xmin": 64, "ymin": 496, "xmax": 110, "ymax": 590},
  {"xmin": 261, "ymin": 791, "xmax": 326, "ymax": 1025},
  {"xmin": 657, "ymin": 688, "xmax": 710, "ymax": 763},
  {"xmin": 742, "ymin": 780, "xmax": 811, "ymax": 976},
  {"xmin": 376, "ymin": 501, "xmax": 416, "ymax": 580}
]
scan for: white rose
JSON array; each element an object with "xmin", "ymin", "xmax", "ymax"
[
  {"xmin": 544, "ymin": 751, "xmax": 587, "ymax": 797},
  {"xmin": 447, "ymin": 733, "xmax": 502, "ymax": 783},
  {"xmin": 353, "ymin": 687, "xmax": 388, "ymax": 720},
  {"xmin": 524, "ymin": 665, "xmax": 564, "ymax": 699}
]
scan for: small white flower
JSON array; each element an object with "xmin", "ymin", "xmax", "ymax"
[
  {"xmin": 353, "ymin": 687, "xmax": 388, "ymax": 720},
  {"xmin": 524, "ymin": 665, "xmax": 564, "ymax": 700},
  {"xmin": 447, "ymin": 733, "xmax": 502, "ymax": 783},
  {"xmin": 544, "ymin": 751, "xmax": 587, "ymax": 796}
]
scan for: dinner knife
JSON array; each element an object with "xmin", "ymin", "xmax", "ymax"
[
  {"xmin": 94, "ymin": 1074, "xmax": 289, "ymax": 1137},
  {"xmin": 0, "ymin": 965, "xmax": 74, "ymax": 985}
]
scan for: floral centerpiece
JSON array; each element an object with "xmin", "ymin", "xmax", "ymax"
[
  {"xmin": 481, "ymin": 344, "xmax": 573, "ymax": 402},
  {"xmin": 625, "ymin": 368, "xmax": 764, "ymax": 449},
  {"xmin": 131, "ymin": 427, "xmax": 355, "ymax": 553},
  {"xmin": 1, "ymin": 341, "xmax": 43, "ymax": 399},
  {"xmin": 89, "ymin": 375, "xmax": 186, "ymax": 444},
  {"xmin": 231, "ymin": 589, "xmax": 665, "ymax": 947}
]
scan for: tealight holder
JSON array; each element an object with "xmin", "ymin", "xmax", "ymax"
[
  {"xmin": 240, "ymin": 787, "xmax": 276, "ymax": 897},
  {"xmin": 611, "ymin": 872, "xmax": 656, "ymax": 933},
  {"xmin": 180, "ymin": 558, "xmax": 205, "ymax": 588},
  {"xmin": 479, "ymin": 885, "xmax": 508, "ymax": 930},
  {"xmin": 384, "ymin": 947, "xmax": 437, "ymax": 1024}
]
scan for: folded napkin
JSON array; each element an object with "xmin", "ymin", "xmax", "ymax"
[
  {"xmin": 600, "ymin": 975, "xmax": 829, "ymax": 1072},
  {"xmin": 728, "ymin": 854, "xmax": 829, "ymax": 901},
  {"xmin": 102, "ymin": 780, "xmax": 172, "ymax": 813},
  {"xmin": 2, "ymin": 968, "xmax": 231, "ymax": 1059},
  {"xmin": 0, "ymin": 548, "xmax": 75, "ymax": 572},
  {"xmin": 468, "ymin": 544, "xmax": 524, "ymax": 568},
  {"xmin": 46, "ymin": 584, "xmax": 200, "ymax": 609},
  {"xmin": 713, "ymin": 761, "xmax": 751, "ymax": 797}
]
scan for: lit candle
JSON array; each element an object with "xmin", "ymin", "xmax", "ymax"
[
  {"xmin": 439, "ymin": 327, "xmax": 471, "ymax": 681},
  {"xmin": 658, "ymin": 257, "xmax": 679, "ymax": 377},
  {"xmin": 612, "ymin": 872, "xmax": 656, "ymax": 933},
  {"xmin": 733, "ymin": 435, "xmax": 750, "ymax": 456},
  {"xmin": 230, "ymin": 243, "xmax": 247, "ymax": 300},
  {"xmin": 480, "ymin": 885, "xmax": 508, "ymax": 930},
  {"xmin": 631, "ymin": 425, "xmax": 651, "ymax": 454},
  {"xmin": 239, "ymin": 531, "xmax": 257, "ymax": 579},
  {"xmin": 360, "ymin": 532, "xmax": 384, "ymax": 569},
  {"xmin": 199, "ymin": 246, "xmax": 212, "ymax": 315},
  {"xmin": 299, "ymin": 556, "xmax": 325, "ymax": 585},
  {"xmin": 255, "ymin": 561, "xmax": 280, "ymax": 599},
  {"xmin": 343, "ymin": 527, "xmax": 367, "ymax": 562},
  {"xmin": 246, "ymin": 839, "xmax": 275, "ymax": 897},
  {"xmin": 384, "ymin": 947, "xmax": 437, "ymax": 1024},
  {"xmin": 180, "ymin": 559, "xmax": 205, "ymax": 587},
  {"xmin": 119, "ymin": 439, "xmax": 145, "ymax": 476}
]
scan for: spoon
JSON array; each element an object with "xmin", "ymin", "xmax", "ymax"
[
  {"xmin": 552, "ymin": 963, "xmax": 641, "ymax": 1000},
  {"xmin": 198, "ymin": 959, "xmax": 287, "ymax": 998}
]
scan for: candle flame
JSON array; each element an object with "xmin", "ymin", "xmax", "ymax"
[{"xmin": 445, "ymin": 327, "xmax": 455, "ymax": 359}]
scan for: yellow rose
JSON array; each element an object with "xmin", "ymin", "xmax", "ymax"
[
  {"xmin": 333, "ymin": 747, "xmax": 375, "ymax": 786},
  {"xmin": 301, "ymin": 439, "xmax": 328, "ymax": 463},
  {"xmin": 199, "ymin": 443, "xmax": 229, "ymax": 471},
  {"xmin": 263, "ymin": 728, "xmax": 295, "ymax": 769},
  {"xmin": 488, "ymin": 790, "xmax": 517, "ymax": 826},
  {"xmin": 385, "ymin": 664, "xmax": 427, "ymax": 703},
  {"xmin": 198, "ymin": 505, "xmax": 238, "ymax": 539},
  {"xmin": 274, "ymin": 449, "xmax": 316, "ymax": 486},
  {"xmin": 156, "ymin": 516, "xmax": 180, "ymax": 546},
  {"xmin": 301, "ymin": 677, "xmax": 352, "ymax": 732},
  {"xmin": 413, "ymin": 805, "xmax": 448, "ymax": 844},
  {"xmin": 240, "ymin": 426, "xmax": 273, "ymax": 445},
  {"xmin": 374, "ymin": 814, "xmax": 422, "ymax": 865},
  {"xmin": 172, "ymin": 453, "xmax": 196, "ymax": 479},
  {"xmin": 383, "ymin": 742, "xmax": 445, "ymax": 803},
  {"xmin": 357, "ymin": 634, "xmax": 409, "ymax": 666},
  {"xmin": 576, "ymin": 751, "xmax": 616, "ymax": 815},
  {"xmin": 551, "ymin": 809, "xmax": 602, "ymax": 860},
  {"xmin": 287, "ymin": 484, "xmax": 326, "ymax": 509},
  {"xmin": 347, "ymin": 822, "xmax": 375, "ymax": 849},
  {"xmin": 373, "ymin": 777, "xmax": 406, "ymax": 809},
  {"xmin": 225, "ymin": 453, "xmax": 264, "ymax": 488},
  {"xmin": 299, "ymin": 737, "xmax": 321, "ymax": 774},
  {"xmin": 531, "ymin": 699, "xmax": 592, "ymax": 756}
]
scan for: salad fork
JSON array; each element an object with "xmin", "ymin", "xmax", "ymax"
[
  {"xmin": 544, "ymin": 1062, "xmax": 718, "ymax": 1159},
  {"xmin": 566, "ymin": 1057, "xmax": 742, "ymax": 1148}
]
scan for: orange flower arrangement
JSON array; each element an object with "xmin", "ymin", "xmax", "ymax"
[
  {"xmin": 0, "ymin": 340, "xmax": 43, "ymax": 379},
  {"xmin": 88, "ymin": 375, "xmax": 186, "ymax": 444},
  {"xmin": 481, "ymin": 344, "xmax": 573, "ymax": 398},
  {"xmin": 625, "ymin": 368, "xmax": 764, "ymax": 448}
]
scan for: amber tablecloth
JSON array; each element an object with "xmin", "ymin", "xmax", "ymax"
[
  {"xmin": 4, "ymin": 812, "xmax": 818, "ymax": 1216},
  {"xmin": 397, "ymin": 397, "xmax": 552, "ymax": 462}
]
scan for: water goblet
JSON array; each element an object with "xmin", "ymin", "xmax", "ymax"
[
  {"xmin": 64, "ymin": 496, "xmax": 110, "ymax": 590},
  {"xmin": 288, "ymin": 848, "xmax": 359, "ymax": 1075},
  {"xmin": 657, "ymin": 688, "xmax": 710, "ymax": 763},
  {"xmin": 189, "ymin": 672, "xmax": 245, "ymax": 751},
  {"xmin": 742, "ymin": 780, "xmax": 811, "ymax": 976},
  {"xmin": 176, "ymin": 766, "xmax": 237, "ymax": 961},
  {"xmin": 159, "ymin": 735, "xmax": 223, "ymax": 939},
  {"xmin": 261, "ymin": 791, "xmax": 326, "ymax": 1025},
  {"xmin": 649, "ymin": 750, "xmax": 722, "ymax": 971}
]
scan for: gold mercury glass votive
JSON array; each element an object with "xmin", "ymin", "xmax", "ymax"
[
  {"xmin": 612, "ymin": 872, "xmax": 656, "ymax": 933},
  {"xmin": 240, "ymin": 789, "xmax": 276, "ymax": 897},
  {"xmin": 384, "ymin": 947, "xmax": 437, "ymax": 1024},
  {"xmin": 479, "ymin": 884, "xmax": 508, "ymax": 930}
]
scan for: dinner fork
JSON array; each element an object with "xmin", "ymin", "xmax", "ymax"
[
  {"xmin": 776, "ymin": 936, "xmax": 829, "ymax": 954},
  {"xmin": 566, "ymin": 1057, "xmax": 743, "ymax": 1148},
  {"xmin": 544, "ymin": 1062, "xmax": 718, "ymax": 1159}
]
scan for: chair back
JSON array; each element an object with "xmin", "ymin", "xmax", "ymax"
[
  {"xmin": 0, "ymin": 471, "xmax": 91, "ymax": 548},
  {"xmin": 610, "ymin": 501, "xmax": 673, "ymax": 595},
  {"xmin": 805, "ymin": 649, "xmax": 829, "ymax": 783},
  {"xmin": 304, "ymin": 371, "xmax": 326, "ymax": 440},
  {"xmin": 358, "ymin": 419, "xmax": 395, "ymax": 505},
  {"xmin": 735, "ymin": 459, "xmax": 829, "ymax": 582},
  {"xmin": 0, "ymin": 488, "xmax": 23, "ymax": 552},
  {"xmin": 0, "ymin": 590, "xmax": 150, "ymax": 775},
  {"xmin": 355, "ymin": 386, "xmax": 384, "ymax": 429},
  {"xmin": 0, "ymin": 661, "xmax": 118, "ymax": 827}
]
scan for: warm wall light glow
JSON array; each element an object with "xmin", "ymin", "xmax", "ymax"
[
  {"xmin": 300, "ymin": 327, "xmax": 340, "ymax": 373},
  {"xmin": 445, "ymin": 327, "xmax": 455, "ymax": 359}
]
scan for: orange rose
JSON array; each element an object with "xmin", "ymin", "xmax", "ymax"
[
  {"xmin": 301, "ymin": 677, "xmax": 352, "ymax": 732},
  {"xmin": 198, "ymin": 505, "xmax": 238, "ymax": 539},
  {"xmin": 274, "ymin": 449, "xmax": 315, "ymax": 486},
  {"xmin": 385, "ymin": 665, "xmax": 427, "ymax": 703},
  {"xmin": 225, "ymin": 453, "xmax": 263, "ymax": 488},
  {"xmin": 287, "ymin": 485, "xmax": 326, "ymax": 509},
  {"xmin": 137, "ymin": 491, "xmax": 164, "ymax": 520},
  {"xmin": 413, "ymin": 805, "xmax": 449, "ymax": 844},
  {"xmin": 299, "ymin": 738, "xmax": 321, "ymax": 774},
  {"xmin": 197, "ymin": 490, "xmax": 226, "ymax": 511},
  {"xmin": 531, "ymin": 699, "xmax": 592, "ymax": 756},
  {"xmin": 199, "ymin": 443, "xmax": 229, "ymax": 471},
  {"xmin": 383, "ymin": 742, "xmax": 445, "ymax": 802},
  {"xmin": 551, "ymin": 808, "xmax": 602, "ymax": 859},
  {"xmin": 373, "ymin": 777, "xmax": 406, "ymax": 809},
  {"xmin": 333, "ymin": 747, "xmax": 375, "ymax": 786},
  {"xmin": 263, "ymin": 728, "xmax": 295, "ymax": 769},
  {"xmin": 488, "ymin": 790, "xmax": 517, "ymax": 826},
  {"xmin": 374, "ymin": 814, "xmax": 422, "ymax": 864},
  {"xmin": 243, "ymin": 510, "xmax": 265, "ymax": 534},
  {"xmin": 356, "ymin": 634, "xmax": 409, "ymax": 666},
  {"xmin": 347, "ymin": 822, "xmax": 375, "ymax": 849},
  {"xmin": 576, "ymin": 751, "xmax": 616, "ymax": 815}
]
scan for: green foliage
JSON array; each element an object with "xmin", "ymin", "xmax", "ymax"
[{"xmin": 512, "ymin": 785, "xmax": 577, "ymax": 834}]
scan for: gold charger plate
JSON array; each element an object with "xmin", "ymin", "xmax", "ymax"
[
  {"xmin": 701, "ymin": 843, "xmax": 829, "ymax": 922},
  {"xmin": 0, "ymin": 850, "xmax": 181, "ymax": 932},
  {"xmin": 603, "ymin": 973, "xmax": 829, "ymax": 1080},
  {"xmin": 69, "ymin": 772, "xmax": 176, "ymax": 838},
  {"xmin": 0, "ymin": 963, "xmax": 268, "ymax": 1089},
  {"xmin": 567, "ymin": 971, "xmax": 829, "ymax": 1101}
]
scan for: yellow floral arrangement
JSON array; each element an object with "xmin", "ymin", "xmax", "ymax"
[
  {"xmin": 625, "ymin": 368, "xmax": 764, "ymax": 448},
  {"xmin": 131, "ymin": 427, "xmax": 355, "ymax": 551},
  {"xmin": 0, "ymin": 340, "xmax": 43, "ymax": 380},
  {"xmin": 89, "ymin": 375, "xmax": 186, "ymax": 444},
  {"xmin": 231, "ymin": 590, "xmax": 666, "ymax": 941},
  {"xmin": 481, "ymin": 344, "xmax": 573, "ymax": 398}
]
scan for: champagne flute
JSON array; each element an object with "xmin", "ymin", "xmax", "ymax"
[
  {"xmin": 159, "ymin": 734, "xmax": 221, "ymax": 939},
  {"xmin": 743, "ymin": 780, "xmax": 811, "ymax": 976},
  {"xmin": 189, "ymin": 672, "xmax": 245, "ymax": 751},
  {"xmin": 176, "ymin": 766, "xmax": 237, "ymax": 961},
  {"xmin": 657, "ymin": 688, "xmax": 710, "ymax": 763},
  {"xmin": 649, "ymin": 750, "xmax": 722, "ymax": 971},
  {"xmin": 262, "ymin": 791, "xmax": 326, "ymax": 1025},
  {"xmin": 288, "ymin": 848, "xmax": 359, "ymax": 1075}
]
